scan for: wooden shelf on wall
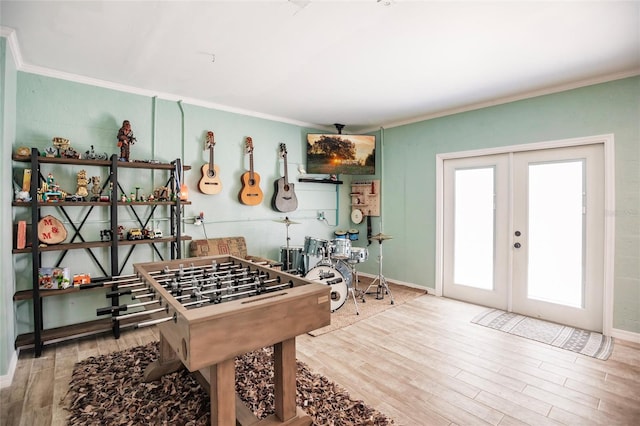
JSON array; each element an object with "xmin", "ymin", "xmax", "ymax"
[
  {"xmin": 298, "ymin": 178, "xmax": 343, "ymax": 184},
  {"xmin": 12, "ymin": 235, "xmax": 192, "ymax": 254}
]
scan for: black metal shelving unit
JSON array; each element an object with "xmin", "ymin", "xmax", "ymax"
[{"xmin": 12, "ymin": 148, "xmax": 191, "ymax": 356}]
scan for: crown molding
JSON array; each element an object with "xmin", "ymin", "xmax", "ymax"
[
  {"xmin": 0, "ymin": 26, "xmax": 329, "ymax": 131},
  {"xmin": 369, "ymin": 68, "xmax": 640, "ymax": 133},
  {"xmin": 1, "ymin": 27, "xmax": 24, "ymax": 69},
  {"xmin": 3, "ymin": 26, "xmax": 637, "ymax": 135}
]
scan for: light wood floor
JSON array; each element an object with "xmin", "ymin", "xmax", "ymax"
[{"xmin": 2, "ymin": 293, "xmax": 640, "ymax": 425}]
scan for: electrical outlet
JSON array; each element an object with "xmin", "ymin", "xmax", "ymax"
[{"xmin": 317, "ymin": 211, "xmax": 325, "ymax": 220}]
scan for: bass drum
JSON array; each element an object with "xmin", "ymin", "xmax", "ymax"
[{"xmin": 304, "ymin": 261, "xmax": 352, "ymax": 312}]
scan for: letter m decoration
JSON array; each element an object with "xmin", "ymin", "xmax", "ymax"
[{"xmin": 37, "ymin": 215, "xmax": 68, "ymax": 244}]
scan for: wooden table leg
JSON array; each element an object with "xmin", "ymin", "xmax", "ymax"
[
  {"xmin": 273, "ymin": 337, "xmax": 296, "ymax": 422},
  {"xmin": 210, "ymin": 358, "xmax": 236, "ymax": 426},
  {"xmin": 143, "ymin": 333, "xmax": 183, "ymax": 382}
]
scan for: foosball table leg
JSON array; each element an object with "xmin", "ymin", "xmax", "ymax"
[
  {"xmin": 274, "ymin": 338, "xmax": 297, "ymax": 421},
  {"xmin": 210, "ymin": 358, "xmax": 236, "ymax": 425},
  {"xmin": 144, "ymin": 334, "xmax": 184, "ymax": 382}
]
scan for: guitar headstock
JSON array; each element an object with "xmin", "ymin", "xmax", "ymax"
[
  {"xmin": 245, "ymin": 137, "xmax": 254, "ymax": 154},
  {"xmin": 205, "ymin": 131, "xmax": 215, "ymax": 150},
  {"xmin": 279, "ymin": 143, "xmax": 287, "ymax": 158}
]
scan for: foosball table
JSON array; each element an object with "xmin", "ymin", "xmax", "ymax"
[{"xmin": 107, "ymin": 255, "xmax": 331, "ymax": 425}]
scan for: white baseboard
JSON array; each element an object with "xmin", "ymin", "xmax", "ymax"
[
  {"xmin": 355, "ymin": 273, "xmax": 640, "ymax": 344},
  {"xmin": 610, "ymin": 327, "xmax": 640, "ymax": 343},
  {"xmin": 0, "ymin": 350, "xmax": 18, "ymax": 389},
  {"xmin": 357, "ymin": 272, "xmax": 431, "ymax": 294}
]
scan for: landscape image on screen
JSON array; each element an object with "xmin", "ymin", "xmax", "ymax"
[{"xmin": 306, "ymin": 134, "xmax": 376, "ymax": 175}]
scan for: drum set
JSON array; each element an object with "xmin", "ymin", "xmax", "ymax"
[
  {"xmin": 300, "ymin": 235, "xmax": 369, "ymax": 314},
  {"xmin": 276, "ymin": 219, "xmax": 369, "ymax": 314}
]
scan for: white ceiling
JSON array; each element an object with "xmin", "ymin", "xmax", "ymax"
[{"xmin": 2, "ymin": 0, "xmax": 639, "ymax": 133}]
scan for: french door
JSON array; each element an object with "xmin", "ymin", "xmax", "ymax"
[{"xmin": 443, "ymin": 144, "xmax": 604, "ymax": 331}]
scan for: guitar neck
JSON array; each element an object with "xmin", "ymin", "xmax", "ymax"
[
  {"xmin": 283, "ymin": 153, "xmax": 289, "ymax": 185},
  {"xmin": 209, "ymin": 145, "xmax": 215, "ymax": 169},
  {"xmin": 249, "ymin": 151, "xmax": 255, "ymax": 180}
]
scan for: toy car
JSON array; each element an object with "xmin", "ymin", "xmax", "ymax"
[{"xmin": 127, "ymin": 228, "xmax": 143, "ymax": 240}]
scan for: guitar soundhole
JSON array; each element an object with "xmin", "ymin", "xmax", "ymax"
[
  {"xmin": 207, "ymin": 169, "xmax": 215, "ymax": 178},
  {"xmin": 249, "ymin": 179, "xmax": 256, "ymax": 186},
  {"xmin": 283, "ymin": 184, "xmax": 290, "ymax": 191}
]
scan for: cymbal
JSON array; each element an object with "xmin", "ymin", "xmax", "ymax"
[
  {"xmin": 370, "ymin": 233, "xmax": 393, "ymax": 241},
  {"xmin": 273, "ymin": 217, "xmax": 300, "ymax": 225}
]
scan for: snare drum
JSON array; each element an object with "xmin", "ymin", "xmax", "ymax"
[
  {"xmin": 348, "ymin": 229, "xmax": 359, "ymax": 241},
  {"xmin": 304, "ymin": 261, "xmax": 353, "ymax": 312},
  {"xmin": 280, "ymin": 245, "xmax": 304, "ymax": 273},
  {"xmin": 304, "ymin": 236, "xmax": 330, "ymax": 257},
  {"xmin": 331, "ymin": 238, "xmax": 351, "ymax": 260},
  {"xmin": 349, "ymin": 247, "xmax": 369, "ymax": 264}
]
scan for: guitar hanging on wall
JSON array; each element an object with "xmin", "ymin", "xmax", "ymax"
[
  {"xmin": 272, "ymin": 143, "xmax": 298, "ymax": 212},
  {"xmin": 238, "ymin": 137, "xmax": 264, "ymax": 205},
  {"xmin": 198, "ymin": 131, "xmax": 222, "ymax": 194}
]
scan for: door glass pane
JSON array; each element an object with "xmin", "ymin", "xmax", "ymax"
[
  {"xmin": 528, "ymin": 160, "xmax": 584, "ymax": 307},
  {"xmin": 454, "ymin": 167, "xmax": 494, "ymax": 290}
]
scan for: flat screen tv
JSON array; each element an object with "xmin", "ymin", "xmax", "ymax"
[{"xmin": 306, "ymin": 133, "xmax": 376, "ymax": 175}]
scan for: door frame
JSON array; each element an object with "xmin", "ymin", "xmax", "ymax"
[{"xmin": 435, "ymin": 134, "xmax": 615, "ymax": 335}]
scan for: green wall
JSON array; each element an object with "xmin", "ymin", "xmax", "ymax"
[
  {"xmin": 11, "ymin": 72, "xmax": 349, "ymax": 337},
  {"xmin": 374, "ymin": 76, "xmax": 639, "ymax": 333}
]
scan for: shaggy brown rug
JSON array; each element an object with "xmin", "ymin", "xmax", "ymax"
[{"xmin": 65, "ymin": 341, "xmax": 393, "ymax": 425}]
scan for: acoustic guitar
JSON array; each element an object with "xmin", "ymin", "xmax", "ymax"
[
  {"xmin": 238, "ymin": 137, "xmax": 264, "ymax": 205},
  {"xmin": 198, "ymin": 131, "xmax": 222, "ymax": 194},
  {"xmin": 272, "ymin": 143, "xmax": 298, "ymax": 212}
]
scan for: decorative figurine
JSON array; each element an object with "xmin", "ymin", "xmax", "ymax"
[
  {"xmin": 90, "ymin": 176, "xmax": 102, "ymax": 200},
  {"xmin": 52, "ymin": 137, "xmax": 70, "ymax": 153},
  {"xmin": 44, "ymin": 146, "xmax": 57, "ymax": 157},
  {"xmin": 117, "ymin": 120, "xmax": 136, "ymax": 162},
  {"xmin": 76, "ymin": 169, "xmax": 89, "ymax": 198},
  {"xmin": 84, "ymin": 145, "xmax": 108, "ymax": 161},
  {"xmin": 61, "ymin": 146, "xmax": 81, "ymax": 159},
  {"xmin": 14, "ymin": 181, "xmax": 31, "ymax": 202},
  {"xmin": 154, "ymin": 186, "xmax": 171, "ymax": 201},
  {"xmin": 15, "ymin": 146, "xmax": 31, "ymax": 159},
  {"xmin": 42, "ymin": 173, "xmax": 63, "ymax": 201}
]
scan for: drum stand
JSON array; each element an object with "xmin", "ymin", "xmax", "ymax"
[
  {"xmin": 364, "ymin": 234, "xmax": 394, "ymax": 304},
  {"xmin": 347, "ymin": 261, "xmax": 365, "ymax": 313},
  {"xmin": 274, "ymin": 217, "xmax": 300, "ymax": 274}
]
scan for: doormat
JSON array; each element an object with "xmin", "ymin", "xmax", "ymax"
[{"xmin": 471, "ymin": 309, "xmax": 614, "ymax": 360}]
